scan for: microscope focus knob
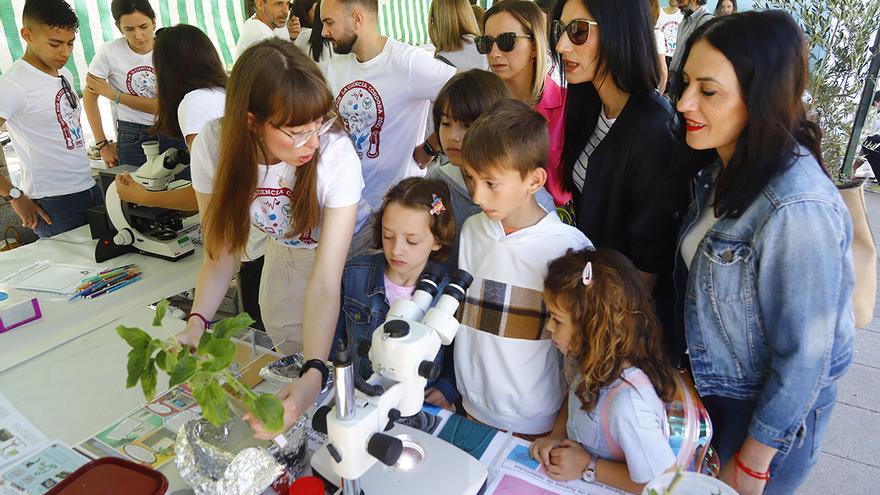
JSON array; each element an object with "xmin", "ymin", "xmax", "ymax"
[
  {"xmin": 312, "ymin": 405, "xmax": 332, "ymax": 434},
  {"xmin": 383, "ymin": 319, "xmax": 410, "ymax": 338},
  {"xmin": 385, "ymin": 408, "xmax": 401, "ymax": 431},
  {"xmin": 418, "ymin": 360, "xmax": 441, "ymax": 381},
  {"xmin": 367, "ymin": 432, "xmax": 403, "ymax": 466},
  {"xmin": 357, "ymin": 340, "xmax": 372, "ymax": 358}
]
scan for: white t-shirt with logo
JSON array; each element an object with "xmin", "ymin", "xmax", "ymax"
[
  {"xmin": 190, "ymin": 119, "xmax": 366, "ymax": 249},
  {"xmin": 0, "ymin": 60, "xmax": 93, "ymax": 199},
  {"xmin": 325, "ymin": 38, "xmax": 456, "ymax": 208},
  {"xmin": 235, "ymin": 16, "xmax": 291, "ymax": 60},
  {"xmin": 88, "ymin": 37, "xmax": 157, "ymax": 126},
  {"xmin": 656, "ymin": 9, "xmax": 684, "ymax": 58},
  {"xmin": 177, "ymin": 88, "xmax": 226, "ymax": 138}
]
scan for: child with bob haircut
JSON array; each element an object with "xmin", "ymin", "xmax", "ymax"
[
  {"xmin": 455, "ymin": 98, "xmax": 591, "ymax": 437},
  {"xmin": 531, "ymin": 248, "xmax": 678, "ymax": 493},
  {"xmin": 428, "ymin": 69, "xmax": 556, "ymax": 267},
  {"xmin": 336, "ymin": 177, "xmax": 458, "ymax": 406}
]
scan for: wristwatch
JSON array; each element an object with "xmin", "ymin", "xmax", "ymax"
[
  {"xmin": 3, "ymin": 186, "xmax": 21, "ymax": 201},
  {"xmin": 581, "ymin": 453, "xmax": 598, "ymax": 482},
  {"xmin": 422, "ymin": 140, "xmax": 439, "ymax": 157}
]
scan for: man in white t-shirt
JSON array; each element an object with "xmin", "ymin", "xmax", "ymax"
[
  {"xmin": 235, "ymin": 0, "xmax": 302, "ymax": 60},
  {"xmin": 0, "ymin": 0, "xmax": 101, "ymax": 238},
  {"xmin": 321, "ymin": 0, "xmax": 457, "ymax": 208}
]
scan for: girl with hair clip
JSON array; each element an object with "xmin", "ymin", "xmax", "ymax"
[
  {"xmin": 476, "ymin": 0, "xmax": 568, "ymax": 206},
  {"xmin": 551, "ymin": 0, "xmax": 689, "ymax": 360},
  {"xmin": 335, "ymin": 177, "xmax": 458, "ymax": 410},
  {"xmin": 428, "ymin": 0, "xmax": 487, "ymax": 71},
  {"xmin": 427, "ymin": 69, "xmax": 556, "ymax": 267},
  {"xmin": 180, "ymin": 39, "xmax": 370, "ymax": 438},
  {"xmin": 673, "ymin": 11, "xmax": 853, "ymax": 494},
  {"xmin": 530, "ymin": 248, "xmax": 678, "ymax": 494}
]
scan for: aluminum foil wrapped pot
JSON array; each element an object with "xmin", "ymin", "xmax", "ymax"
[{"xmin": 175, "ymin": 413, "xmax": 310, "ymax": 495}]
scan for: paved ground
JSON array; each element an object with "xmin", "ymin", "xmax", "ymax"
[{"xmin": 800, "ymin": 189, "xmax": 880, "ymax": 494}]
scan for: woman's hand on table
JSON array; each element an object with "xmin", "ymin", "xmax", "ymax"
[
  {"xmin": 530, "ymin": 431, "xmax": 566, "ymax": 467},
  {"xmin": 246, "ymin": 368, "xmax": 322, "ymax": 440},
  {"xmin": 545, "ymin": 439, "xmax": 590, "ymax": 482}
]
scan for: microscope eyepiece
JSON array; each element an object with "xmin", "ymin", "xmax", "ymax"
[
  {"xmin": 414, "ymin": 264, "xmax": 445, "ymax": 298},
  {"xmin": 442, "ymin": 269, "xmax": 473, "ymax": 305}
]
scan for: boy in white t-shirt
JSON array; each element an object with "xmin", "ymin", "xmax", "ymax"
[
  {"xmin": 235, "ymin": 0, "xmax": 302, "ymax": 60},
  {"xmin": 0, "ymin": 0, "xmax": 101, "ymax": 238},
  {"xmin": 83, "ymin": 0, "xmax": 186, "ymax": 170},
  {"xmin": 321, "ymin": 0, "xmax": 457, "ymax": 208},
  {"xmin": 454, "ymin": 99, "xmax": 591, "ymax": 437}
]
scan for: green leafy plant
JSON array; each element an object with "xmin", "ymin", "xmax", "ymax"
[
  {"xmin": 755, "ymin": 0, "xmax": 880, "ymax": 180},
  {"xmin": 118, "ymin": 300, "xmax": 285, "ymax": 432}
]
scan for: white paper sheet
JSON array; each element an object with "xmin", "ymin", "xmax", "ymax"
[{"xmin": 0, "ymin": 394, "xmax": 49, "ymax": 472}]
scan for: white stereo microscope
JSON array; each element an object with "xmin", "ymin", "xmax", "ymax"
[
  {"xmin": 96, "ymin": 141, "xmax": 197, "ymax": 262},
  {"xmin": 310, "ymin": 267, "xmax": 488, "ymax": 494}
]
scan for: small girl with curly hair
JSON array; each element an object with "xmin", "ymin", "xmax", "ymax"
[{"xmin": 530, "ymin": 248, "xmax": 678, "ymax": 493}]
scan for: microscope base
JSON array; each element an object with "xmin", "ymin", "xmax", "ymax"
[{"xmin": 310, "ymin": 424, "xmax": 487, "ymax": 495}]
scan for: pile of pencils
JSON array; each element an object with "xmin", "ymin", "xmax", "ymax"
[{"xmin": 69, "ymin": 264, "xmax": 143, "ymax": 300}]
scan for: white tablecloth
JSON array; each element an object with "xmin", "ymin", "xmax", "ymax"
[{"xmin": 0, "ymin": 225, "xmax": 203, "ymax": 372}]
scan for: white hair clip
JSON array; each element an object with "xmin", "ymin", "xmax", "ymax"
[{"xmin": 582, "ymin": 262, "xmax": 593, "ymax": 286}]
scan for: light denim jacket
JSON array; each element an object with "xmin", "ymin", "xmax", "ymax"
[{"xmin": 677, "ymin": 148, "xmax": 855, "ymax": 453}]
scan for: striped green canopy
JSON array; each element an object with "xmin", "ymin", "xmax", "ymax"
[{"xmin": 0, "ymin": 0, "xmax": 495, "ymax": 91}]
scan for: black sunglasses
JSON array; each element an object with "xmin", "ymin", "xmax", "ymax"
[
  {"xmin": 475, "ymin": 32, "xmax": 533, "ymax": 54},
  {"xmin": 551, "ymin": 18, "xmax": 598, "ymax": 46},
  {"xmin": 59, "ymin": 74, "xmax": 78, "ymax": 109}
]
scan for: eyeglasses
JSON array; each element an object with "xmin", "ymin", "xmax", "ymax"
[
  {"xmin": 276, "ymin": 116, "xmax": 336, "ymax": 148},
  {"xmin": 59, "ymin": 74, "xmax": 78, "ymax": 109},
  {"xmin": 551, "ymin": 18, "xmax": 598, "ymax": 46},
  {"xmin": 475, "ymin": 32, "xmax": 533, "ymax": 54}
]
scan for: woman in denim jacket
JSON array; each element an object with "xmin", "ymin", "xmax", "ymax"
[
  {"xmin": 334, "ymin": 177, "xmax": 459, "ymax": 409},
  {"xmin": 672, "ymin": 11, "xmax": 854, "ymax": 494}
]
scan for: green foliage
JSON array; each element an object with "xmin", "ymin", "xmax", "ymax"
[
  {"xmin": 755, "ymin": 0, "xmax": 880, "ymax": 179},
  {"xmin": 117, "ymin": 300, "xmax": 284, "ymax": 432}
]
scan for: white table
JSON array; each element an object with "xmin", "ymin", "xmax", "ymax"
[
  {"xmin": 0, "ymin": 225, "xmax": 203, "ymax": 372},
  {"xmin": 0, "ymin": 306, "xmax": 193, "ymax": 492}
]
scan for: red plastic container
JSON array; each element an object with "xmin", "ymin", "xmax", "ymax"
[{"xmin": 46, "ymin": 457, "xmax": 168, "ymax": 495}]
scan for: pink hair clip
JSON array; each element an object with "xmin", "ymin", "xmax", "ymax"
[
  {"xmin": 430, "ymin": 194, "xmax": 446, "ymax": 216},
  {"xmin": 582, "ymin": 262, "xmax": 593, "ymax": 286}
]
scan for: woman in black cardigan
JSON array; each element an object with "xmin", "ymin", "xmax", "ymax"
[{"xmin": 551, "ymin": 0, "xmax": 689, "ymax": 360}]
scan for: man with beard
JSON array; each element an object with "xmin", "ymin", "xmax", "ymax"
[
  {"xmin": 667, "ymin": 0, "xmax": 712, "ymax": 81},
  {"xmin": 0, "ymin": 0, "xmax": 102, "ymax": 237},
  {"xmin": 235, "ymin": 0, "xmax": 302, "ymax": 60},
  {"xmin": 321, "ymin": 0, "xmax": 456, "ymax": 208}
]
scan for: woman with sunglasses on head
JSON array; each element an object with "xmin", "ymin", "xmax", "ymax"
[
  {"xmin": 83, "ymin": 0, "xmax": 187, "ymax": 169},
  {"xmin": 551, "ymin": 0, "xmax": 688, "ymax": 360},
  {"xmin": 675, "ymin": 12, "xmax": 853, "ymax": 494},
  {"xmin": 178, "ymin": 39, "xmax": 370, "ymax": 438},
  {"xmin": 476, "ymin": 0, "xmax": 569, "ymax": 206}
]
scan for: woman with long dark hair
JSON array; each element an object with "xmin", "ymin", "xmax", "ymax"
[
  {"xmin": 551, "ymin": 0, "xmax": 687, "ymax": 356},
  {"xmin": 674, "ymin": 11, "xmax": 854, "ymax": 494},
  {"xmin": 178, "ymin": 39, "xmax": 369, "ymax": 437},
  {"xmin": 292, "ymin": 0, "xmax": 332, "ymax": 74}
]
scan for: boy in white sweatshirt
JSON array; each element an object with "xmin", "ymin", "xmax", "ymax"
[{"xmin": 454, "ymin": 99, "xmax": 591, "ymax": 436}]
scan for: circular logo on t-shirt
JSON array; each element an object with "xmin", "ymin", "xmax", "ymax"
[
  {"xmin": 660, "ymin": 20, "xmax": 680, "ymax": 55},
  {"xmin": 335, "ymin": 80, "xmax": 385, "ymax": 159},
  {"xmin": 126, "ymin": 66, "xmax": 156, "ymax": 98},
  {"xmin": 55, "ymin": 88, "xmax": 84, "ymax": 150}
]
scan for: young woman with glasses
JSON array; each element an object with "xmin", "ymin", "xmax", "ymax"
[
  {"xmin": 551, "ymin": 0, "xmax": 689, "ymax": 360},
  {"xmin": 476, "ymin": 0, "xmax": 569, "ymax": 207},
  {"xmin": 178, "ymin": 39, "xmax": 370, "ymax": 438}
]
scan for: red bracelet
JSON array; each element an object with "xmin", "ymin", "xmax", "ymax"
[
  {"xmin": 734, "ymin": 451, "xmax": 770, "ymax": 480},
  {"xmin": 186, "ymin": 312, "xmax": 213, "ymax": 329}
]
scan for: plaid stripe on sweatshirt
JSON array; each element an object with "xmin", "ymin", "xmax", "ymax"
[{"xmin": 455, "ymin": 210, "xmax": 591, "ymax": 435}]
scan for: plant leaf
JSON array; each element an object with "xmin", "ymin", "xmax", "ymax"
[
  {"xmin": 212, "ymin": 313, "xmax": 255, "ymax": 340},
  {"xmin": 153, "ymin": 300, "xmax": 169, "ymax": 326},
  {"xmin": 141, "ymin": 358, "xmax": 158, "ymax": 400},
  {"xmin": 251, "ymin": 393, "xmax": 285, "ymax": 433},
  {"xmin": 196, "ymin": 329, "xmax": 213, "ymax": 355},
  {"xmin": 193, "ymin": 380, "xmax": 229, "ymax": 426},
  {"xmin": 126, "ymin": 347, "xmax": 149, "ymax": 388},
  {"xmin": 164, "ymin": 347, "xmax": 179, "ymax": 374},
  {"xmin": 169, "ymin": 355, "xmax": 198, "ymax": 387},
  {"xmin": 189, "ymin": 370, "xmax": 213, "ymax": 390},
  {"xmin": 200, "ymin": 340, "xmax": 236, "ymax": 372},
  {"xmin": 117, "ymin": 326, "xmax": 151, "ymax": 350},
  {"xmin": 156, "ymin": 350, "xmax": 167, "ymax": 372}
]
